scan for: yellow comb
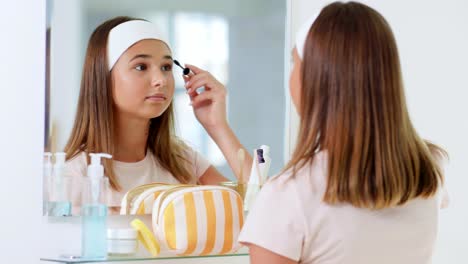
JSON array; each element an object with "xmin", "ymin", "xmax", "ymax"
[{"xmin": 131, "ymin": 218, "xmax": 160, "ymax": 256}]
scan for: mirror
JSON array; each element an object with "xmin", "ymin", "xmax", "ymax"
[{"xmin": 44, "ymin": 0, "xmax": 286, "ymax": 215}]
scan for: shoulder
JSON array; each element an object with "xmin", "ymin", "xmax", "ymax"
[
  {"xmin": 238, "ymin": 155, "xmax": 328, "ymax": 262},
  {"xmin": 249, "ymin": 152, "xmax": 328, "ymax": 223},
  {"xmin": 425, "ymin": 142, "xmax": 449, "ymax": 208},
  {"xmin": 178, "ymin": 140, "xmax": 203, "ymax": 160},
  {"xmin": 268, "ymin": 151, "xmax": 328, "ymax": 195},
  {"xmin": 253, "ymin": 151, "xmax": 328, "ymax": 232},
  {"xmin": 177, "ymin": 140, "xmax": 211, "ymax": 177},
  {"xmin": 426, "ymin": 141, "xmax": 448, "ymax": 172}
]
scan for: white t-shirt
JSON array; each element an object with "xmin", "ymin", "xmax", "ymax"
[
  {"xmin": 66, "ymin": 147, "xmax": 210, "ymax": 214},
  {"xmin": 239, "ymin": 152, "xmax": 446, "ymax": 264}
]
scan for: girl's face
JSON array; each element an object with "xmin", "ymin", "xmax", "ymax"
[
  {"xmin": 289, "ymin": 47, "xmax": 302, "ymax": 115},
  {"xmin": 111, "ymin": 39, "xmax": 175, "ymax": 120}
]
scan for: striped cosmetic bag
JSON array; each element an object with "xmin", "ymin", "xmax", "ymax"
[
  {"xmin": 152, "ymin": 185, "xmax": 244, "ymax": 256},
  {"xmin": 120, "ymin": 183, "xmax": 187, "ymax": 215}
]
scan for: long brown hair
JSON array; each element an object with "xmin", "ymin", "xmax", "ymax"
[
  {"xmin": 285, "ymin": 2, "xmax": 445, "ymax": 209},
  {"xmin": 64, "ymin": 16, "xmax": 193, "ymax": 191}
]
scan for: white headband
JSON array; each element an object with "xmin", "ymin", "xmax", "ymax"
[
  {"xmin": 295, "ymin": 14, "xmax": 318, "ymax": 60},
  {"xmin": 107, "ymin": 20, "xmax": 169, "ymax": 70}
]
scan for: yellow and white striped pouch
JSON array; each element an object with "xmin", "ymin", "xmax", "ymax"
[
  {"xmin": 120, "ymin": 183, "xmax": 187, "ymax": 215},
  {"xmin": 120, "ymin": 183, "xmax": 169, "ymax": 215},
  {"xmin": 152, "ymin": 185, "xmax": 244, "ymax": 256}
]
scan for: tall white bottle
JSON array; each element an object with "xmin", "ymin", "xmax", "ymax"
[
  {"xmin": 48, "ymin": 152, "xmax": 72, "ymax": 216},
  {"xmin": 43, "ymin": 152, "xmax": 52, "ymax": 215},
  {"xmin": 81, "ymin": 153, "xmax": 112, "ymax": 259}
]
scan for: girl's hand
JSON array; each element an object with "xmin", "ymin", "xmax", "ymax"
[
  {"xmin": 183, "ymin": 64, "xmax": 228, "ymax": 131},
  {"xmin": 182, "ymin": 64, "xmax": 253, "ymax": 183}
]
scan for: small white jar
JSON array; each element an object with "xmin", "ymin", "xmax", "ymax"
[{"xmin": 107, "ymin": 228, "xmax": 138, "ymax": 257}]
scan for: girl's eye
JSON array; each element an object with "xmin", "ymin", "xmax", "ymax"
[
  {"xmin": 135, "ymin": 64, "xmax": 147, "ymax": 71},
  {"xmin": 161, "ymin": 64, "xmax": 172, "ymax": 72}
]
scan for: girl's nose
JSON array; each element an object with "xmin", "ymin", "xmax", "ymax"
[{"xmin": 151, "ymin": 72, "xmax": 167, "ymax": 87}]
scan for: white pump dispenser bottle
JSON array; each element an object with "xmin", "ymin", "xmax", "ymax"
[
  {"xmin": 43, "ymin": 152, "xmax": 52, "ymax": 215},
  {"xmin": 48, "ymin": 152, "xmax": 72, "ymax": 216},
  {"xmin": 81, "ymin": 153, "xmax": 112, "ymax": 259},
  {"xmin": 87, "ymin": 153, "xmax": 112, "ymax": 203}
]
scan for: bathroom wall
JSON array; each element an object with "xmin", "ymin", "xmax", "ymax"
[
  {"xmin": 0, "ymin": 0, "xmax": 45, "ymax": 263},
  {"xmin": 289, "ymin": 1, "xmax": 468, "ymax": 263}
]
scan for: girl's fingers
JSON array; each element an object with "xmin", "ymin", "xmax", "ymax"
[
  {"xmin": 184, "ymin": 64, "xmax": 204, "ymax": 75},
  {"xmin": 182, "ymin": 65, "xmax": 225, "ymax": 96},
  {"xmin": 187, "ymin": 80, "xmax": 217, "ymax": 94},
  {"xmin": 184, "ymin": 75, "xmax": 197, "ymax": 99},
  {"xmin": 190, "ymin": 90, "xmax": 214, "ymax": 107},
  {"xmin": 187, "ymin": 89, "xmax": 198, "ymax": 100},
  {"xmin": 184, "ymin": 72, "xmax": 210, "ymax": 88},
  {"xmin": 183, "ymin": 73, "xmax": 198, "ymax": 96},
  {"xmin": 187, "ymin": 77, "xmax": 223, "ymax": 94}
]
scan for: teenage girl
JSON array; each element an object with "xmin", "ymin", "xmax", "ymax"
[{"xmin": 239, "ymin": 2, "xmax": 447, "ymax": 263}]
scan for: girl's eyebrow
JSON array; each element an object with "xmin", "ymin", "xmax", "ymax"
[
  {"xmin": 130, "ymin": 54, "xmax": 151, "ymax": 62},
  {"xmin": 129, "ymin": 54, "xmax": 173, "ymax": 62}
]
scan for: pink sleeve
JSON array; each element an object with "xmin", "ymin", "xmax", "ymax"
[
  {"xmin": 440, "ymin": 185, "xmax": 450, "ymax": 209},
  {"xmin": 431, "ymin": 148, "xmax": 449, "ymax": 209},
  {"xmin": 238, "ymin": 177, "xmax": 305, "ymax": 261},
  {"xmin": 184, "ymin": 146, "xmax": 211, "ymax": 178},
  {"xmin": 436, "ymin": 153, "xmax": 449, "ymax": 209}
]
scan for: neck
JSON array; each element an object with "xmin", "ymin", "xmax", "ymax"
[{"xmin": 114, "ymin": 113, "xmax": 149, "ymax": 162}]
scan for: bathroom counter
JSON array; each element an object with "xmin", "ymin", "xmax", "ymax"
[
  {"xmin": 41, "ymin": 215, "xmax": 249, "ymax": 264},
  {"xmin": 41, "ymin": 248, "xmax": 249, "ymax": 264}
]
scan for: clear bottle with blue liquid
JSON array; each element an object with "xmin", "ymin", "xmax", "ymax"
[
  {"xmin": 43, "ymin": 152, "xmax": 52, "ymax": 215},
  {"xmin": 48, "ymin": 152, "xmax": 72, "ymax": 216},
  {"xmin": 81, "ymin": 153, "xmax": 112, "ymax": 259}
]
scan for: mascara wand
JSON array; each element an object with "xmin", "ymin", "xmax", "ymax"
[{"xmin": 173, "ymin": 59, "xmax": 190, "ymax": 75}]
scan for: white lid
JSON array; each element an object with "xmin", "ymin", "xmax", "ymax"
[
  {"xmin": 87, "ymin": 153, "xmax": 112, "ymax": 203},
  {"xmin": 87, "ymin": 153, "xmax": 112, "ymax": 181},
  {"xmin": 260, "ymin": 145, "xmax": 270, "ymax": 155},
  {"xmin": 88, "ymin": 153, "xmax": 112, "ymax": 179},
  {"xmin": 107, "ymin": 228, "xmax": 138, "ymax": 239}
]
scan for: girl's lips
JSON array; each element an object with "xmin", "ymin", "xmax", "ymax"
[{"xmin": 145, "ymin": 94, "xmax": 166, "ymax": 101}]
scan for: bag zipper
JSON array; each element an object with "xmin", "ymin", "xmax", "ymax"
[{"xmin": 122, "ymin": 182, "xmax": 170, "ymax": 214}]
